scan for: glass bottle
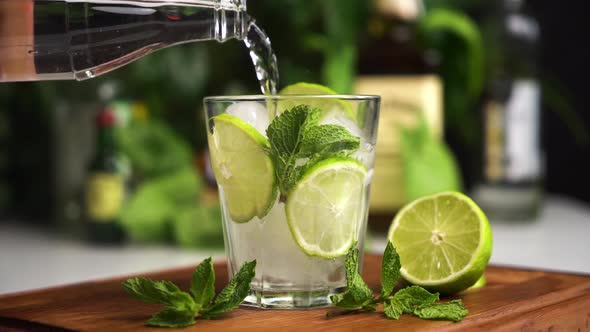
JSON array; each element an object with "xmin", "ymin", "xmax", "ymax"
[
  {"xmin": 85, "ymin": 107, "xmax": 126, "ymax": 244},
  {"xmin": 0, "ymin": 0, "xmax": 247, "ymax": 82},
  {"xmin": 473, "ymin": 0, "xmax": 542, "ymax": 220},
  {"xmin": 355, "ymin": 0, "xmax": 443, "ymax": 231}
]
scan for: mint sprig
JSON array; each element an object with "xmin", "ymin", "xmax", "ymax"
[
  {"xmin": 123, "ymin": 258, "xmax": 256, "ymax": 328},
  {"xmin": 266, "ymin": 105, "xmax": 360, "ymax": 198},
  {"xmin": 330, "ymin": 241, "xmax": 469, "ymax": 322}
]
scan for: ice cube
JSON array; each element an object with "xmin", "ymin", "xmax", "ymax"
[
  {"xmin": 226, "ymin": 101, "xmax": 270, "ymax": 136},
  {"xmin": 225, "ymin": 201, "xmax": 342, "ymax": 286},
  {"xmin": 352, "ymin": 141, "xmax": 375, "ymax": 167},
  {"xmin": 319, "ymin": 110, "xmax": 363, "ymax": 138}
]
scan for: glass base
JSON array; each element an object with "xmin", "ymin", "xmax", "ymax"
[
  {"xmin": 242, "ymin": 286, "xmax": 346, "ymax": 309},
  {"xmin": 472, "ymin": 184, "xmax": 542, "ymax": 221}
]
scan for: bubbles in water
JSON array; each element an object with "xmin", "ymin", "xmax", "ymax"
[
  {"xmin": 226, "ymin": 101, "xmax": 270, "ymax": 136},
  {"xmin": 226, "ymin": 201, "xmax": 343, "ymax": 287}
]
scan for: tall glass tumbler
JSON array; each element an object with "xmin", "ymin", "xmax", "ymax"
[{"xmin": 204, "ymin": 95, "xmax": 380, "ymax": 309}]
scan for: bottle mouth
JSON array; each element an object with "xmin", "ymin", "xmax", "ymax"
[{"xmin": 216, "ymin": 0, "xmax": 246, "ymax": 11}]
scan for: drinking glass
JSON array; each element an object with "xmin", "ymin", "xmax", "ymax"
[{"xmin": 204, "ymin": 95, "xmax": 380, "ymax": 308}]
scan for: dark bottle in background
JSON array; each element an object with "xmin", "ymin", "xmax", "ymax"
[
  {"xmin": 355, "ymin": 0, "xmax": 443, "ymax": 231},
  {"xmin": 85, "ymin": 107, "xmax": 126, "ymax": 244},
  {"xmin": 473, "ymin": 0, "xmax": 542, "ymax": 220}
]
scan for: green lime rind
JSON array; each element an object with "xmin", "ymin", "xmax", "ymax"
[
  {"xmin": 208, "ymin": 113, "xmax": 278, "ymax": 223},
  {"xmin": 468, "ymin": 275, "xmax": 487, "ymax": 290},
  {"xmin": 278, "ymin": 82, "xmax": 355, "ymax": 120},
  {"xmin": 212, "ymin": 113, "xmax": 270, "ymax": 148},
  {"xmin": 388, "ymin": 191, "xmax": 493, "ymax": 295},
  {"xmin": 279, "ymin": 82, "xmax": 339, "ymax": 95},
  {"xmin": 285, "ymin": 157, "xmax": 367, "ymax": 259}
]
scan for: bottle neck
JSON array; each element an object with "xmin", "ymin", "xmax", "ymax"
[
  {"xmin": 484, "ymin": 0, "xmax": 539, "ymax": 81},
  {"xmin": 360, "ymin": 0, "xmax": 436, "ymax": 75},
  {"xmin": 32, "ymin": 1, "xmax": 248, "ymax": 80},
  {"xmin": 96, "ymin": 125, "xmax": 116, "ymax": 156},
  {"xmin": 213, "ymin": 8, "xmax": 249, "ymax": 42}
]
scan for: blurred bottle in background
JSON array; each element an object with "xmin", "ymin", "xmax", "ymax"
[
  {"xmin": 355, "ymin": 0, "xmax": 444, "ymax": 231},
  {"xmin": 84, "ymin": 99, "xmax": 126, "ymax": 244},
  {"xmin": 473, "ymin": 0, "xmax": 542, "ymax": 220},
  {"xmin": 0, "ymin": 107, "xmax": 9, "ymax": 217}
]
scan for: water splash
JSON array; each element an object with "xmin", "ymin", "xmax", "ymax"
[{"xmin": 243, "ymin": 19, "xmax": 279, "ymax": 95}]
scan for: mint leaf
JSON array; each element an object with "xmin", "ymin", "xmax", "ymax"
[
  {"xmin": 383, "ymin": 299, "xmax": 404, "ymax": 320},
  {"xmin": 331, "ymin": 245, "xmax": 374, "ymax": 310},
  {"xmin": 330, "ymin": 292, "xmax": 363, "ymax": 310},
  {"xmin": 266, "ymin": 105, "xmax": 320, "ymax": 194},
  {"xmin": 345, "ymin": 246, "xmax": 373, "ymax": 303},
  {"xmin": 331, "ymin": 291, "xmax": 376, "ymax": 311},
  {"xmin": 146, "ymin": 307, "xmax": 196, "ymax": 328},
  {"xmin": 381, "ymin": 241, "xmax": 401, "ymax": 297},
  {"xmin": 392, "ymin": 286, "xmax": 439, "ymax": 313},
  {"xmin": 190, "ymin": 257, "xmax": 216, "ymax": 310},
  {"xmin": 413, "ymin": 299, "xmax": 469, "ymax": 322},
  {"xmin": 266, "ymin": 105, "xmax": 320, "ymax": 157},
  {"xmin": 344, "ymin": 243, "xmax": 360, "ymax": 286},
  {"xmin": 266, "ymin": 105, "xmax": 360, "ymax": 197},
  {"xmin": 203, "ymin": 260, "xmax": 256, "ymax": 319},
  {"xmin": 349, "ymin": 274, "xmax": 373, "ymax": 305},
  {"xmin": 400, "ymin": 115, "xmax": 462, "ymax": 201},
  {"xmin": 123, "ymin": 277, "xmax": 195, "ymax": 310},
  {"xmin": 300, "ymin": 124, "xmax": 360, "ymax": 155},
  {"xmin": 124, "ymin": 257, "xmax": 257, "ymax": 327}
]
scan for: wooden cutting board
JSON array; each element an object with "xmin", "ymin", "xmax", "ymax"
[{"xmin": 1, "ymin": 255, "xmax": 589, "ymax": 332}]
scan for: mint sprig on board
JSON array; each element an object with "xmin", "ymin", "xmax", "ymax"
[
  {"xmin": 330, "ymin": 242, "xmax": 469, "ymax": 322},
  {"xmin": 123, "ymin": 258, "xmax": 256, "ymax": 327}
]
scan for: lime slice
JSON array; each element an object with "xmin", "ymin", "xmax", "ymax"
[
  {"xmin": 286, "ymin": 157, "xmax": 367, "ymax": 259},
  {"xmin": 278, "ymin": 82, "xmax": 354, "ymax": 119},
  {"xmin": 208, "ymin": 113, "xmax": 277, "ymax": 223},
  {"xmin": 280, "ymin": 82, "xmax": 339, "ymax": 95},
  {"xmin": 388, "ymin": 192, "xmax": 493, "ymax": 294}
]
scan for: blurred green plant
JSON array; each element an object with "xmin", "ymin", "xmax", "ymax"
[
  {"xmin": 116, "ymin": 121, "xmax": 193, "ymax": 178},
  {"xmin": 249, "ymin": 0, "xmax": 368, "ymax": 94},
  {"xmin": 115, "ymin": 119, "xmax": 223, "ymax": 247},
  {"xmin": 318, "ymin": 0, "xmax": 368, "ymax": 93},
  {"xmin": 401, "ymin": 115, "xmax": 462, "ymax": 201},
  {"xmin": 417, "ymin": 7, "xmax": 485, "ymax": 146},
  {"xmin": 173, "ymin": 205, "xmax": 223, "ymax": 249}
]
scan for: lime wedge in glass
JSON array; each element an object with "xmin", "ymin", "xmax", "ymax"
[
  {"xmin": 388, "ymin": 191, "xmax": 493, "ymax": 294},
  {"xmin": 278, "ymin": 82, "xmax": 354, "ymax": 119},
  {"xmin": 279, "ymin": 82, "xmax": 339, "ymax": 95},
  {"xmin": 208, "ymin": 113, "xmax": 277, "ymax": 223},
  {"xmin": 286, "ymin": 157, "xmax": 367, "ymax": 259}
]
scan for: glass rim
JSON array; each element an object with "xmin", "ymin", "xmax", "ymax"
[{"xmin": 204, "ymin": 94, "xmax": 381, "ymax": 102}]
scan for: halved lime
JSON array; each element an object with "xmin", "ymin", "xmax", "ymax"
[
  {"xmin": 388, "ymin": 192, "xmax": 492, "ymax": 294},
  {"xmin": 208, "ymin": 114, "xmax": 277, "ymax": 223},
  {"xmin": 286, "ymin": 157, "xmax": 367, "ymax": 259},
  {"xmin": 278, "ymin": 82, "xmax": 354, "ymax": 119}
]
